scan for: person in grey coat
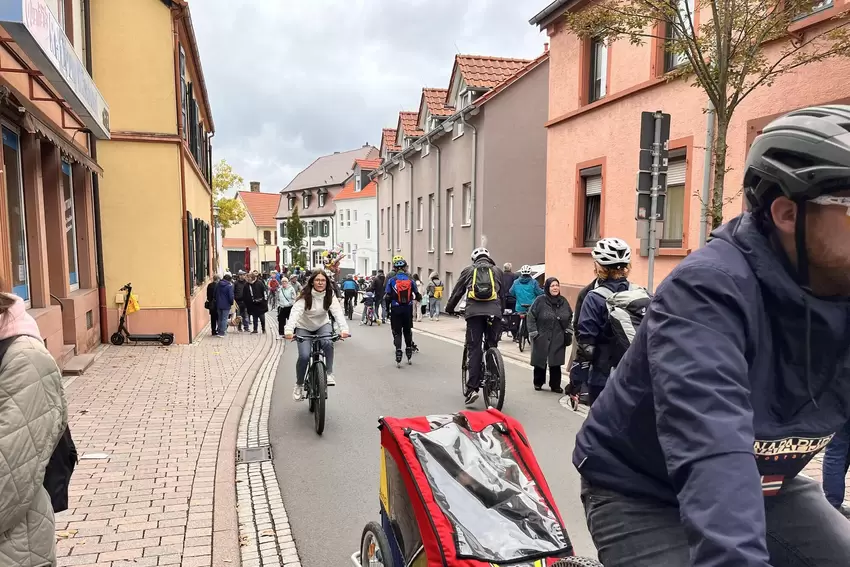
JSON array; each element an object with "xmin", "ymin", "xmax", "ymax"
[{"xmin": 527, "ymin": 277, "xmax": 573, "ymax": 393}]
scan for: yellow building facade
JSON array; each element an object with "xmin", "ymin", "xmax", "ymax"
[{"xmin": 91, "ymin": 0, "xmax": 214, "ymax": 344}]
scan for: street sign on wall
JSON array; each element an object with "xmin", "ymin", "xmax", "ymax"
[{"xmin": 0, "ymin": 0, "xmax": 111, "ymax": 139}]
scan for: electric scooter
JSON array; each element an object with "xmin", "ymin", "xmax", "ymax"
[{"xmin": 110, "ymin": 283, "xmax": 175, "ymax": 346}]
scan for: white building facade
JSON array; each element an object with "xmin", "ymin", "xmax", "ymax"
[{"xmin": 334, "ymin": 159, "xmax": 381, "ymax": 276}]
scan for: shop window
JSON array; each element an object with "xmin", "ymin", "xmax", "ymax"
[
  {"xmin": 580, "ymin": 167, "xmax": 603, "ymax": 247},
  {"xmin": 662, "ymin": 151, "xmax": 688, "ymax": 248},
  {"xmin": 2, "ymin": 127, "xmax": 30, "ymax": 303},
  {"xmin": 61, "ymin": 162, "xmax": 79, "ymax": 290}
]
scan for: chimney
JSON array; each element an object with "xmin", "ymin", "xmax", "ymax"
[
  {"xmin": 544, "ymin": 42, "xmax": 549, "ymax": 53},
  {"xmin": 250, "ymin": 181, "xmax": 260, "ymax": 192}
]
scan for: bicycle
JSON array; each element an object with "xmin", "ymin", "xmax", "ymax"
[
  {"xmin": 344, "ymin": 293, "xmax": 356, "ymax": 320},
  {"xmin": 517, "ymin": 303, "xmax": 531, "ymax": 353},
  {"xmin": 294, "ymin": 333, "xmax": 340, "ymax": 435},
  {"xmin": 456, "ymin": 313, "xmax": 506, "ymax": 410}
]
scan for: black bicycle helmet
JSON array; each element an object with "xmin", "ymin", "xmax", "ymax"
[{"xmin": 744, "ymin": 105, "xmax": 850, "ymax": 209}]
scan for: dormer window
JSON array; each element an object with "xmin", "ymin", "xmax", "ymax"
[
  {"xmin": 318, "ymin": 193, "xmax": 326, "ymax": 207},
  {"xmin": 404, "ymin": 138, "xmax": 411, "ymax": 149},
  {"xmin": 303, "ymin": 193, "xmax": 310, "ymax": 209},
  {"xmin": 288, "ymin": 195, "xmax": 295, "ymax": 210},
  {"xmin": 355, "ymin": 176, "xmax": 362, "ymax": 192}
]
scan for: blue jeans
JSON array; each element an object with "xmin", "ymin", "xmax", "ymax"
[
  {"xmin": 824, "ymin": 419, "xmax": 850, "ymax": 508},
  {"xmin": 295, "ymin": 324, "xmax": 334, "ymax": 385},
  {"xmin": 217, "ymin": 309, "xmax": 230, "ymax": 336},
  {"xmin": 238, "ymin": 304, "xmax": 250, "ymax": 330},
  {"xmin": 428, "ymin": 297, "xmax": 440, "ymax": 318}
]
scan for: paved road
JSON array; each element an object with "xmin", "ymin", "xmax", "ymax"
[{"xmin": 268, "ymin": 322, "xmax": 595, "ymax": 567}]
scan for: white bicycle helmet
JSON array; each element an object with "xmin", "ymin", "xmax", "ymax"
[
  {"xmin": 592, "ymin": 238, "xmax": 632, "ymax": 266},
  {"xmin": 471, "ymin": 247, "xmax": 491, "ymax": 262},
  {"xmin": 519, "ymin": 264, "xmax": 533, "ymax": 276}
]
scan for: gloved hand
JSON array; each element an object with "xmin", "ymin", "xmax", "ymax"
[
  {"xmin": 576, "ymin": 342, "xmax": 595, "ymax": 363},
  {"xmin": 529, "ymin": 331, "xmax": 539, "ymax": 340}
]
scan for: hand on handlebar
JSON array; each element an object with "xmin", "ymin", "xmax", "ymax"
[{"xmin": 340, "ymin": 331, "xmax": 350, "ymax": 339}]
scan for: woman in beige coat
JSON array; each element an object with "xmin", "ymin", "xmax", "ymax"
[{"xmin": 0, "ymin": 291, "xmax": 67, "ymax": 566}]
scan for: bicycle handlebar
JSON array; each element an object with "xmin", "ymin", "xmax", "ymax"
[{"xmin": 293, "ymin": 334, "xmax": 342, "ymax": 343}]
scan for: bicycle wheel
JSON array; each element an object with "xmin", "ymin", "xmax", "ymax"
[
  {"xmin": 312, "ymin": 362, "xmax": 327, "ymax": 435},
  {"xmin": 518, "ymin": 319, "xmax": 527, "ymax": 352},
  {"xmin": 307, "ymin": 367, "xmax": 316, "ymax": 413},
  {"xmin": 360, "ymin": 521, "xmax": 395, "ymax": 567},
  {"xmin": 483, "ymin": 348, "xmax": 506, "ymax": 410},
  {"xmin": 460, "ymin": 344, "xmax": 470, "ymax": 395}
]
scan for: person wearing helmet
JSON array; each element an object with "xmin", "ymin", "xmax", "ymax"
[
  {"xmin": 385, "ymin": 257, "xmax": 421, "ymax": 365},
  {"xmin": 573, "ymin": 106, "xmax": 850, "ymax": 567},
  {"xmin": 341, "ymin": 274, "xmax": 359, "ymax": 316},
  {"xmin": 509, "ymin": 265, "xmax": 544, "ymax": 315},
  {"xmin": 574, "ymin": 237, "xmax": 632, "ymax": 405},
  {"xmin": 446, "ymin": 247, "xmax": 505, "ymax": 404}
]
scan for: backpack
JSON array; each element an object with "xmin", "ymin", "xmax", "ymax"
[
  {"xmin": 467, "ymin": 264, "xmax": 498, "ymax": 301},
  {"xmin": 394, "ymin": 277, "xmax": 414, "ymax": 305},
  {"xmin": 0, "ymin": 336, "xmax": 77, "ymax": 513},
  {"xmin": 433, "ymin": 283, "xmax": 444, "ymax": 299},
  {"xmin": 591, "ymin": 284, "xmax": 652, "ymax": 363}
]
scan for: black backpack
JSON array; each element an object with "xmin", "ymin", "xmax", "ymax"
[{"xmin": 0, "ymin": 336, "xmax": 77, "ymax": 513}]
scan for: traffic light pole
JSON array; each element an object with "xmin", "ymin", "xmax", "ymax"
[{"xmin": 646, "ymin": 111, "xmax": 664, "ymax": 293}]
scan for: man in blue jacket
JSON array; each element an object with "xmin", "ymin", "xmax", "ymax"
[
  {"xmin": 574, "ymin": 105, "xmax": 850, "ymax": 566},
  {"xmin": 385, "ymin": 258, "xmax": 421, "ymax": 365},
  {"xmin": 214, "ymin": 274, "xmax": 235, "ymax": 337}
]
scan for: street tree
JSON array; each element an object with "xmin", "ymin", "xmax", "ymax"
[
  {"xmin": 286, "ymin": 204, "xmax": 307, "ymax": 269},
  {"xmin": 562, "ymin": 1, "xmax": 850, "ymax": 228},
  {"xmin": 212, "ymin": 158, "xmax": 246, "ymax": 235}
]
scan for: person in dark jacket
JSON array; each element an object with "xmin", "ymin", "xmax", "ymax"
[
  {"xmin": 446, "ymin": 247, "xmax": 505, "ymax": 405},
  {"xmin": 206, "ymin": 275, "xmax": 220, "ymax": 336},
  {"xmin": 233, "ymin": 272, "xmax": 250, "ymax": 332},
  {"xmin": 501, "ymin": 263, "xmax": 518, "ymax": 312},
  {"xmin": 527, "ymin": 277, "xmax": 572, "ymax": 393},
  {"xmin": 245, "ymin": 273, "xmax": 268, "ymax": 333},
  {"xmin": 371, "ymin": 270, "xmax": 387, "ymax": 323},
  {"xmin": 566, "ymin": 269, "xmax": 601, "ymax": 407},
  {"xmin": 214, "ymin": 274, "xmax": 235, "ymax": 336},
  {"xmin": 575, "ymin": 237, "xmax": 632, "ymax": 405},
  {"xmin": 573, "ymin": 106, "xmax": 850, "ymax": 567},
  {"xmin": 385, "ymin": 258, "xmax": 421, "ymax": 364}
]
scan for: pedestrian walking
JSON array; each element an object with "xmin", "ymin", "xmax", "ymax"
[
  {"xmin": 426, "ymin": 272, "xmax": 443, "ymax": 320},
  {"xmin": 0, "ymin": 291, "xmax": 68, "ymax": 567},
  {"xmin": 246, "ymin": 273, "xmax": 268, "ymax": 333},
  {"xmin": 823, "ymin": 418, "xmax": 850, "ymax": 517},
  {"xmin": 277, "ymin": 277, "xmax": 297, "ymax": 338},
  {"xmin": 234, "ymin": 271, "xmax": 250, "ymax": 332},
  {"xmin": 412, "ymin": 273, "xmax": 424, "ymax": 322},
  {"xmin": 501, "ymin": 262, "xmax": 518, "ymax": 313},
  {"xmin": 206, "ymin": 274, "xmax": 220, "ymax": 336},
  {"xmin": 527, "ymin": 277, "xmax": 573, "ymax": 393},
  {"xmin": 371, "ymin": 270, "xmax": 387, "ymax": 323},
  {"xmin": 215, "ymin": 274, "xmax": 235, "ymax": 336}
]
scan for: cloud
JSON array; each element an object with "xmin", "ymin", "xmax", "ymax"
[{"xmin": 189, "ymin": 0, "xmax": 546, "ymax": 192}]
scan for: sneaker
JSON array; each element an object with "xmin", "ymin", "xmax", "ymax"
[
  {"xmin": 326, "ymin": 373, "xmax": 336, "ymax": 386},
  {"xmin": 292, "ymin": 385, "xmax": 304, "ymax": 401},
  {"xmin": 251, "ymin": 330, "xmax": 258, "ymax": 334},
  {"xmin": 551, "ymin": 386, "xmax": 564, "ymax": 394},
  {"xmin": 464, "ymin": 390, "xmax": 480, "ymax": 405}
]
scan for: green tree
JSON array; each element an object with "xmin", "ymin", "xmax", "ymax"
[
  {"xmin": 285, "ymin": 204, "xmax": 307, "ymax": 268},
  {"xmin": 212, "ymin": 158, "xmax": 246, "ymax": 235},
  {"xmin": 562, "ymin": 1, "xmax": 850, "ymax": 228}
]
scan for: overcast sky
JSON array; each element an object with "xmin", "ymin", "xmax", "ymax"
[{"xmin": 190, "ymin": 0, "xmax": 547, "ymax": 194}]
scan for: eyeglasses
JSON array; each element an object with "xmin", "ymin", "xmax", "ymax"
[{"xmin": 811, "ymin": 195, "xmax": 850, "ymax": 216}]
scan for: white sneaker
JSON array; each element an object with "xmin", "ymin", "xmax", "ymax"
[
  {"xmin": 292, "ymin": 385, "xmax": 304, "ymax": 401},
  {"xmin": 326, "ymin": 373, "xmax": 336, "ymax": 386}
]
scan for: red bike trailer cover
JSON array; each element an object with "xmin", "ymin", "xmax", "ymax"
[{"xmin": 379, "ymin": 409, "xmax": 574, "ymax": 567}]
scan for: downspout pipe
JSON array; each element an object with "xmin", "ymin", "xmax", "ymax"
[
  {"xmin": 388, "ymin": 167, "xmax": 395, "ymax": 258},
  {"xmin": 431, "ymin": 138, "xmax": 443, "ymax": 275},
  {"xmin": 408, "ymin": 157, "xmax": 414, "ymax": 271},
  {"xmin": 82, "ymin": 0, "xmax": 109, "ymax": 344},
  {"xmin": 460, "ymin": 112, "xmax": 478, "ymax": 250}
]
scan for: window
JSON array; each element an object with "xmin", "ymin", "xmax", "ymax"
[
  {"xmin": 61, "ymin": 162, "xmax": 79, "ymax": 290},
  {"xmin": 355, "ymin": 176, "xmax": 362, "ymax": 192},
  {"xmin": 193, "ymin": 217, "xmax": 210, "ymax": 286},
  {"xmin": 381, "ymin": 209, "xmax": 385, "ymax": 234},
  {"xmin": 309, "ymin": 220, "xmax": 317, "ymax": 237},
  {"xmin": 589, "ymin": 38, "xmax": 608, "ymax": 102},
  {"xmin": 280, "ymin": 222, "xmax": 286, "ymax": 238},
  {"xmin": 321, "ymin": 220, "xmax": 330, "ymax": 237},
  {"xmin": 346, "ymin": 242, "xmax": 351, "ymax": 254},
  {"xmin": 665, "ymin": 0, "xmax": 695, "ymax": 71},
  {"xmin": 319, "ymin": 193, "xmax": 326, "ymax": 208},
  {"xmin": 274, "ymin": 230, "xmax": 277, "ymax": 242},
  {"xmin": 354, "ymin": 210, "xmax": 358, "ymax": 223},
  {"xmin": 288, "ymin": 195, "xmax": 294, "ymax": 210},
  {"xmin": 428, "ymin": 194, "xmax": 436, "ymax": 251},
  {"xmin": 580, "ymin": 168, "xmax": 602, "ymax": 247},
  {"xmin": 346, "ymin": 209, "xmax": 351, "ymax": 226},
  {"xmin": 2, "ymin": 127, "xmax": 29, "ymax": 303},
  {"xmin": 395, "ymin": 204, "xmax": 401, "ymax": 250},
  {"xmin": 405, "ymin": 201, "xmax": 411, "ymax": 232},
  {"xmin": 303, "ymin": 193, "xmax": 310, "ymax": 209},
  {"xmin": 264, "ymin": 230, "xmax": 272, "ymax": 245},
  {"xmin": 366, "ymin": 219, "xmax": 372, "ymax": 240},
  {"xmin": 417, "ymin": 197, "xmax": 424, "ymax": 231},
  {"xmin": 662, "ymin": 152, "xmax": 687, "ymax": 248},
  {"xmin": 446, "ymin": 189, "xmax": 454, "ymax": 251},
  {"xmin": 462, "ymin": 183, "xmax": 472, "ymax": 226},
  {"xmin": 796, "ymin": 0, "xmax": 833, "ymax": 19},
  {"xmin": 180, "ymin": 47, "xmax": 188, "ymax": 140}
]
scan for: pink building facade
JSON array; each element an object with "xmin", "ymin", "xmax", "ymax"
[{"xmin": 533, "ymin": 1, "xmax": 850, "ymax": 300}]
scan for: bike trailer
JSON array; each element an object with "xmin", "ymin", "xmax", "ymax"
[{"xmin": 354, "ymin": 410, "xmax": 593, "ymax": 567}]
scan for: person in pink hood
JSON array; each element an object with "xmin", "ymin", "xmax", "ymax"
[{"xmin": 0, "ymin": 292, "xmax": 67, "ymax": 566}]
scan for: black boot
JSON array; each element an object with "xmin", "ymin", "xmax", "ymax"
[
  {"xmin": 395, "ymin": 349, "xmax": 403, "ymax": 364},
  {"xmin": 405, "ymin": 347, "xmax": 413, "ymax": 363}
]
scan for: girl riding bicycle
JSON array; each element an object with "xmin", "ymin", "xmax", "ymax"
[{"xmin": 284, "ymin": 270, "xmax": 350, "ymax": 400}]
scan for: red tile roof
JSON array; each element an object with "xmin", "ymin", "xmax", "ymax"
[
  {"xmin": 237, "ymin": 191, "xmax": 280, "ymax": 227},
  {"xmin": 446, "ymin": 55, "xmax": 532, "ymax": 105},
  {"xmin": 381, "ymin": 128, "xmax": 400, "ymax": 153},
  {"xmin": 475, "ymin": 52, "xmax": 550, "ymax": 107},
  {"xmin": 335, "ymin": 179, "xmax": 378, "ymax": 201},
  {"xmin": 398, "ymin": 111, "xmax": 423, "ymax": 140},
  {"xmin": 422, "ymin": 88, "xmax": 453, "ymax": 117},
  {"xmin": 222, "ymin": 238, "xmax": 258, "ymax": 249},
  {"xmin": 354, "ymin": 158, "xmax": 383, "ymax": 170}
]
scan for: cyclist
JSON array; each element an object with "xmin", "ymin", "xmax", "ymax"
[
  {"xmin": 574, "ymin": 237, "xmax": 632, "ymax": 406},
  {"xmin": 284, "ymin": 269, "xmax": 350, "ymax": 400},
  {"xmin": 573, "ymin": 106, "xmax": 850, "ymax": 566},
  {"xmin": 446, "ymin": 247, "xmax": 504, "ymax": 405},
  {"xmin": 567, "ymin": 265, "xmax": 602, "ymax": 409},
  {"xmin": 385, "ymin": 257, "xmax": 421, "ymax": 364},
  {"xmin": 342, "ymin": 274, "xmax": 358, "ymax": 316},
  {"xmin": 509, "ymin": 265, "xmax": 544, "ymax": 340}
]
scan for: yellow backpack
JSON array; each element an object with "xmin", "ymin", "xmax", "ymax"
[{"xmin": 467, "ymin": 265, "xmax": 498, "ymax": 301}]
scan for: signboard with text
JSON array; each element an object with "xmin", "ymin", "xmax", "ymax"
[{"xmin": 0, "ymin": 0, "xmax": 110, "ymax": 139}]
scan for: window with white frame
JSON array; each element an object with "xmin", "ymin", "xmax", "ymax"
[
  {"xmin": 366, "ymin": 219, "xmax": 372, "ymax": 240},
  {"xmin": 318, "ymin": 193, "xmax": 326, "ymax": 207},
  {"xmin": 355, "ymin": 176, "xmax": 362, "ymax": 192},
  {"xmin": 354, "ymin": 210, "xmax": 358, "ymax": 223},
  {"xmin": 381, "ymin": 209, "xmax": 385, "ymax": 234},
  {"xmin": 303, "ymin": 193, "xmax": 310, "ymax": 209},
  {"xmin": 61, "ymin": 161, "xmax": 80, "ymax": 290},
  {"xmin": 346, "ymin": 209, "xmax": 351, "ymax": 226},
  {"xmin": 462, "ymin": 183, "xmax": 472, "ymax": 226},
  {"xmin": 446, "ymin": 188, "xmax": 454, "ymax": 251},
  {"xmin": 662, "ymin": 151, "xmax": 687, "ymax": 248},
  {"xmin": 428, "ymin": 194, "xmax": 435, "ymax": 251},
  {"xmin": 2, "ymin": 127, "xmax": 30, "ymax": 303},
  {"xmin": 589, "ymin": 38, "xmax": 608, "ymax": 102},
  {"xmin": 288, "ymin": 195, "xmax": 294, "ymax": 210},
  {"xmin": 395, "ymin": 204, "xmax": 401, "ymax": 249},
  {"xmin": 665, "ymin": 0, "xmax": 695, "ymax": 71},
  {"xmin": 405, "ymin": 201, "xmax": 410, "ymax": 232},
  {"xmin": 417, "ymin": 197, "xmax": 424, "ymax": 231}
]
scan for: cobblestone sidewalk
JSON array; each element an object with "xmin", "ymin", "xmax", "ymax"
[{"xmin": 55, "ymin": 320, "xmax": 274, "ymax": 567}]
